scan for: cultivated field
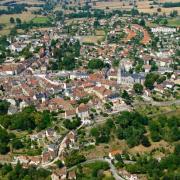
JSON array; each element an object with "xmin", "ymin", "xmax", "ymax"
[
  {"xmin": 167, "ymin": 18, "xmax": 180, "ymax": 27},
  {"xmin": 0, "ymin": 0, "xmax": 46, "ymax": 35},
  {"xmin": 92, "ymin": 1, "xmax": 132, "ymax": 10},
  {"xmin": 138, "ymin": 7, "xmax": 180, "ymax": 15},
  {"xmin": 32, "ymin": 17, "xmax": 50, "ymax": 24},
  {"xmin": 0, "ymin": 12, "xmax": 37, "ymax": 35},
  {"xmin": 92, "ymin": 0, "xmax": 180, "ymax": 14},
  {"xmin": 81, "ymin": 36, "xmax": 104, "ymax": 43},
  {"xmin": 0, "ymin": 0, "xmax": 45, "ymax": 5}
]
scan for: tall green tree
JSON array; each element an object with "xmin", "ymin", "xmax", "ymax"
[
  {"xmin": 133, "ymin": 83, "xmax": 143, "ymax": 94},
  {"xmin": 10, "ymin": 17, "xmax": 15, "ymax": 24}
]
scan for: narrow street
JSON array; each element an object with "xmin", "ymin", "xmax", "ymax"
[
  {"xmin": 41, "ymin": 124, "xmax": 84, "ymax": 168},
  {"xmin": 68, "ymin": 158, "xmax": 124, "ymax": 180}
]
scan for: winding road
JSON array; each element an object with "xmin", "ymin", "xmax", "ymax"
[
  {"xmin": 41, "ymin": 124, "xmax": 84, "ymax": 168},
  {"xmin": 68, "ymin": 158, "xmax": 124, "ymax": 180}
]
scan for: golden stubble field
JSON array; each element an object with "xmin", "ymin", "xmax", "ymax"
[{"xmin": 92, "ymin": 0, "xmax": 180, "ymax": 14}]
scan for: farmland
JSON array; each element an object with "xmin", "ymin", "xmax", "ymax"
[
  {"xmin": 0, "ymin": 0, "xmax": 46, "ymax": 35},
  {"xmin": 81, "ymin": 35, "xmax": 104, "ymax": 43},
  {"xmin": 32, "ymin": 17, "xmax": 50, "ymax": 24},
  {"xmin": 91, "ymin": 0, "xmax": 180, "ymax": 14},
  {"xmin": 0, "ymin": 12, "xmax": 36, "ymax": 35},
  {"xmin": 0, "ymin": 0, "xmax": 45, "ymax": 5},
  {"xmin": 168, "ymin": 17, "xmax": 180, "ymax": 26}
]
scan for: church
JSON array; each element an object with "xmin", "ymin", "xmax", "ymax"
[{"xmin": 117, "ymin": 62, "xmax": 145, "ymax": 85}]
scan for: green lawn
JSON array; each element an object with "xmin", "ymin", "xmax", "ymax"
[
  {"xmin": 168, "ymin": 18, "xmax": 180, "ymax": 27},
  {"xmin": 32, "ymin": 17, "xmax": 50, "ymax": 24}
]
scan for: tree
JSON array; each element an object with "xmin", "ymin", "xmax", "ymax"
[
  {"xmin": 0, "ymin": 128, "xmax": 10, "ymax": 144},
  {"xmin": 115, "ymin": 111, "xmax": 148, "ymax": 148},
  {"xmin": 139, "ymin": 19, "xmax": 145, "ymax": 26},
  {"xmin": 20, "ymin": 46, "xmax": 33, "ymax": 59},
  {"xmin": 149, "ymin": 121, "xmax": 162, "ymax": 142},
  {"xmin": 51, "ymin": 39, "xmax": 57, "ymax": 47},
  {"xmin": 0, "ymin": 144, "xmax": 10, "ymax": 155},
  {"xmin": 94, "ymin": 19, "xmax": 100, "ymax": 28},
  {"xmin": 133, "ymin": 83, "xmax": 143, "ymax": 94},
  {"xmin": 88, "ymin": 59, "xmax": 104, "ymax": 70},
  {"xmin": 1, "ymin": 164, "xmax": 12, "ymax": 176},
  {"xmin": 157, "ymin": 8, "xmax": 161, "ymax": 12},
  {"xmin": 162, "ymin": 19, "xmax": 168, "ymax": 25},
  {"xmin": 121, "ymin": 90, "xmax": 133, "ymax": 105},
  {"xmin": 65, "ymin": 151, "xmax": 86, "ymax": 167},
  {"xmin": 157, "ymin": 76, "xmax": 166, "ymax": 84},
  {"xmin": 174, "ymin": 143, "xmax": 180, "ymax": 156},
  {"xmin": 0, "ymin": 24, "xmax": 3, "ymax": 31},
  {"xmin": 144, "ymin": 73, "xmax": 159, "ymax": 90},
  {"xmin": 131, "ymin": 8, "xmax": 139, "ymax": 16},
  {"xmin": 55, "ymin": 160, "xmax": 64, "ymax": 168},
  {"xmin": 10, "ymin": 28, "xmax": 17, "ymax": 36},
  {"xmin": 141, "ymin": 136, "xmax": 151, "ymax": 147},
  {"xmin": 150, "ymin": 61, "xmax": 158, "ymax": 71},
  {"xmin": 112, "ymin": 59, "xmax": 119, "ymax": 67},
  {"xmin": 90, "ymin": 125, "xmax": 110, "ymax": 144},
  {"xmin": 12, "ymin": 139, "xmax": 24, "ymax": 150},
  {"xmin": 0, "ymin": 100, "xmax": 10, "ymax": 115},
  {"xmin": 115, "ymin": 154, "xmax": 124, "ymax": 167},
  {"xmin": 63, "ymin": 118, "xmax": 81, "ymax": 130},
  {"xmin": 16, "ymin": 18, "xmax": 21, "ymax": 24},
  {"xmin": 170, "ymin": 10, "xmax": 178, "ymax": 17},
  {"xmin": 10, "ymin": 17, "xmax": 15, "ymax": 24}
]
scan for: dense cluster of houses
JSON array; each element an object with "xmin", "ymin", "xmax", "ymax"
[
  {"xmin": 0, "ymin": 11, "xmax": 179, "ymax": 179},
  {"xmin": 14, "ymin": 130, "xmax": 76, "ymax": 168}
]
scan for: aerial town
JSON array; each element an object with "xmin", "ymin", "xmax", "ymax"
[{"xmin": 0, "ymin": 0, "xmax": 179, "ymax": 179}]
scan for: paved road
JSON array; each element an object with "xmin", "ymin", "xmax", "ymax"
[
  {"xmin": 41, "ymin": 134, "xmax": 68, "ymax": 168},
  {"xmin": 42, "ymin": 124, "xmax": 84, "ymax": 168},
  {"xmin": 0, "ymin": 124, "xmax": 5, "ymax": 129},
  {"xmin": 68, "ymin": 158, "xmax": 124, "ymax": 180}
]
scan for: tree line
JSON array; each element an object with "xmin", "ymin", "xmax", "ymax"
[
  {"xmin": 90, "ymin": 111, "xmax": 179, "ymax": 148},
  {"xmin": 0, "ymin": 162, "xmax": 51, "ymax": 180},
  {"xmin": 0, "ymin": 106, "xmax": 54, "ymax": 132},
  {"xmin": 126, "ymin": 143, "xmax": 180, "ymax": 179}
]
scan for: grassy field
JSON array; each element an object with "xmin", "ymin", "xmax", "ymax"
[
  {"xmin": 0, "ymin": 12, "xmax": 49, "ymax": 35},
  {"xmin": 135, "ymin": 104, "xmax": 180, "ymax": 117},
  {"xmin": 0, "ymin": 0, "xmax": 46, "ymax": 35},
  {"xmin": 91, "ymin": 0, "xmax": 180, "ymax": 14},
  {"xmin": 81, "ymin": 35, "xmax": 104, "ymax": 43},
  {"xmin": 0, "ymin": 12, "xmax": 36, "ymax": 35},
  {"xmin": 139, "ymin": 7, "xmax": 180, "ymax": 14},
  {"xmin": 95, "ymin": 30, "xmax": 106, "ymax": 36},
  {"xmin": 32, "ymin": 17, "xmax": 50, "ymax": 24},
  {"xmin": 168, "ymin": 18, "xmax": 180, "ymax": 27},
  {"xmin": 93, "ymin": 1, "xmax": 132, "ymax": 10}
]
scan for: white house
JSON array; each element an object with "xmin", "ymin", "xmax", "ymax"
[{"xmin": 76, "ymin": 103, "xmax": 89, "ymax": 121}]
